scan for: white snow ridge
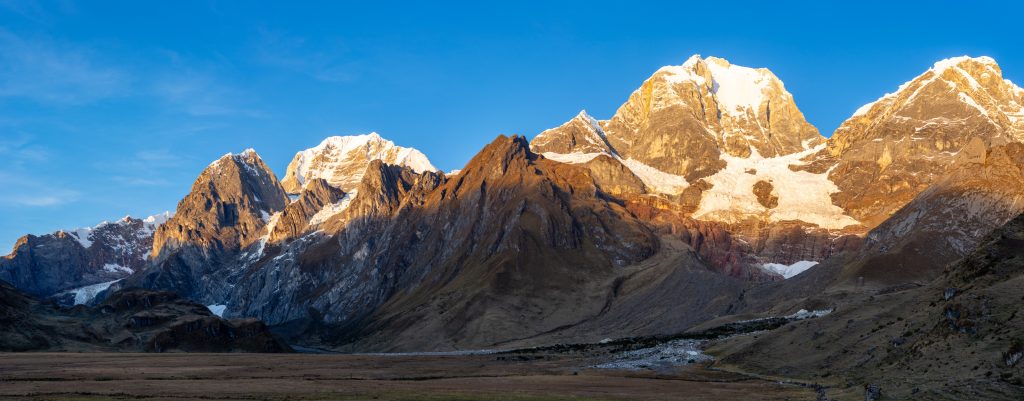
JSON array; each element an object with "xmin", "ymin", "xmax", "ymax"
[{"xmin": 288, "ymin": 133, "xmax": 439, "ymax": 190}]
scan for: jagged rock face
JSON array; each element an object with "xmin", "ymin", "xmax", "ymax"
[
  {"xmin": 129, "ymin": 150, "xmax": 288, "ymax": 302},
  {"xmin": 804, "ymin": 56, "xmax": 1024, "ymax": 227},
  {"xmin": 319, "ymin": 160, "xmax": 431, "ymax": 233},
  {"xmin": 0, "ymin": 214, "xmax": 168, "ymax": 297},
  {"xmin": 0, "ymin": 281, "xmax": 290, "ymax": 353},
  {"xmin": 280, "ymin": 133, "xmax": 439, "ymax": 194},
  {"xmin": 266, "ymin": 178, "xmax": 346, "ymax": 244},
  {"xmin": 847, "ymin": 142, "xmax": 1024, "ymax": 285},
  {"xmin": 220, "ymin": 136, "xmax": 659, "ymax": 351},
  {"xmin": 601, "ymin": 55, "xmax": 823, "ymax": 181},
  {"xmin": 532, "ymin": 110, "xmax": 616, "ymax": 155},
  {"xmin": 581, "ymin": 154, "xmax": 647, "ymax": 197},
  {"xmin": 206, "ymin": 160, "xmax": 444, "ymax": 333},
  {"xmin": 345, "ymin": 135, "xmax": 659, "ymax": 350},
  {"xmin": 152, "ymin": 150, "xmax": 288, "ymax": 260}
]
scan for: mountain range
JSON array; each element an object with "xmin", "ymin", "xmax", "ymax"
[{"xmin": 3, "ymin": 54, "xmax": 1023, "ymax": 394}]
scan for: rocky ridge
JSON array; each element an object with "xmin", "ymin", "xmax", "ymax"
[
  {"xmin": 0, "ymin": 279, "xmax": 290, "ymax": 353},
  {"xmin": 0, "ymin": 212, "xmax": 170, "ymax": 298}
]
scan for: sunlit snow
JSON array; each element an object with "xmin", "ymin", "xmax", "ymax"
[
  {"xmin": 309, "ymin": 190, "xmax": 357, "ymax": 226},
  {"xmin": 693, "ymin": 145, "xmax": 859, "ymax": 229},
  {"xmin": 291, "ymin": 133, "xmax": 438, "ymax": 189}
]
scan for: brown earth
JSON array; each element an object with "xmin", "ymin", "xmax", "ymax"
[{"xmin": 0, "ymin": 352, "xmax": 817, "ymax": 401}]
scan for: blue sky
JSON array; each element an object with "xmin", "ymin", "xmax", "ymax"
[{"xmin": 1, "ymin": 0, "xmax": 1022, "ymax": 251}]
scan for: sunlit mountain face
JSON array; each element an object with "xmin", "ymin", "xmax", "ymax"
[{"xmin": 2, "ymin": 3, "xmax": 1023, "ymax": 400}]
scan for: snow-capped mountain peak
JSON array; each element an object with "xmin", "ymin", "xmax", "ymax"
[
  {"xmin": 841, "ymin": 55, "xmax": 1024, "ymax": 140},
  {"xmin": 654, "ymin": 55, "xmax": 786, "ymax": 119},
  {"xmin": 280, "ymin": 133, "xmax": 439, "ymax": 193}
]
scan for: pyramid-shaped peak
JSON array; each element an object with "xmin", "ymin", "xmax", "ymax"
[{"xmin": 531, "ymin": 109, "xmax": 614, "ymax": 156}]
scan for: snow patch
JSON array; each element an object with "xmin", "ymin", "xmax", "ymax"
[
  {"xmin": 541, "ymin": 151, "xmax": 603, "ymax": 164},
  {"xmin": 69, "ymin": 227, "xmax": 94, "ymax": 248},
  {"xmin": 958, "ymin": 92, "xmax": 989, "ymax": 117},
  {"xmin": 63, "ymin": 279, "xmax": 122, "ymax": 305},
  {"xmin": 102, "ymin": 263, "xmax": 133, "ymax": 275},
  {"xmin": 852, "ymin": 100, "xmax": 879, "ymax": 117},
  {"xmin": 704, "ymin": 57, "xmax": 772, "ymax": 118},
  {"xmin": 620, "ymin": 158, "xmax": 689, "ymax": 194},
  {"xmin": 761, "ymin": 260, "xmax": 818, "ymax": 279},
  {"xmin": 207, "ymin": 304, "xmax": 227, "ymax": 317},
  {"xmin": 539, "ymin": 151, "xmax": 689, "ymax": 195},
  {"xmin": 693, "ymin": 145, "xmax": 859, "ymax": 229},
  {"xmin": 309, "ymin": 190, "xmax": 357, "ymax": 226}
]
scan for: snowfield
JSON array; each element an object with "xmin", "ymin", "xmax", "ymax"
[
  {"xmin": 761, "ymin": 260, "xmax": 819, "ymax": 279},
  {"xmin": 62, "ymin": 279, "xmax": 123, "ymax": 305},
  {"xmin": 693, "ymin": 145, "xmax": 859, "ymax": 229}
]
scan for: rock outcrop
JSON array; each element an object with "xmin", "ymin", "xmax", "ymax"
[
  {"xmin": 266, "ymin": 178, "xmax": 346, "ymax": 244},
  {"xmin": 0, "ymin": 213, "xmax": 169, "ymax": 297},
  {"xmin": 152, "ymin": 149, "xmax": 288, "ymax": 260},
  {"xmin": 219, "ymin": 135, "xmax": 661, "ymax": 350},
  {"xmin": 803, "ymin": 56, "xmax": 1024, "ymax": 227},
  {"xmin": 129, "ymin": 149, "xmax": 288, "ymax": 301}
]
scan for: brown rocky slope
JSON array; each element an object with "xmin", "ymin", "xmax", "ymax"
[{"xmin": 708, "ymin": 212, "xmax": 1024, "ymax": 400}]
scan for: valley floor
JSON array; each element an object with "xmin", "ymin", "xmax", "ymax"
[{"xmin": 0, "ymin": 352, "xmax": 817, "ymax": 401}]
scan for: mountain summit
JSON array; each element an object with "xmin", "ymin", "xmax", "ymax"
[
  {"xmin": 600, "ymin": 55, "xmax": 823, "ymax": 181},
  {"xmin": 280, "ymin": 133, "xmax": 439, "ymax": 193},
  {"xmin": 804, "ymin": 55, "xmax": 1024, "ymax": 227}
]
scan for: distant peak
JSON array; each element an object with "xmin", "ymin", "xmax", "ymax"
[
  {"xmin": 143, "ymin": 211, "xmax": 173, "ymax": 226},
  {"xmin": 281, "ymin": 132, "xmax": 438, "ymax": 193}
]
